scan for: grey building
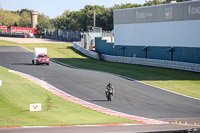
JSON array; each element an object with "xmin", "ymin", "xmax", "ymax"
[{"xmin": 95, "ymin": 1, "xmax": 200, "ymax": 63}]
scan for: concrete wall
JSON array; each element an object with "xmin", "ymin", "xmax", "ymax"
[{"xmin": 102, "ymin": 54, "xmax": 200, "ymax": 73}]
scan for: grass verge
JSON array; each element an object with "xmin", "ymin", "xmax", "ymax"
[
  {"xmin": 0, "ymin": 67, "xmax": 136, "ymax": 127},
  {"xmin": 0, "ymin": 40, "xmax": 200, "ymax": 100}
]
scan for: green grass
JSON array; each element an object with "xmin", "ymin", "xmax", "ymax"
[
  {"xmin": 0, "ymin": 67, "xmax": 136, "ymax": 127},
  {"xmin": 0, "ymin": 40, "xmax": 200, "ymax": 100}
]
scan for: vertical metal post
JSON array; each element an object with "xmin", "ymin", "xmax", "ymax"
[
  {"xmin": 94, "ymin": 11, "xmax": 96, "ymax": 27},
  {"xmin": 171, "ymin": 50, "xmax": 173, "ymax": 61},
  {"xmin": 145, "ymin": 49, "xmax": 148, "ymax": 58}
]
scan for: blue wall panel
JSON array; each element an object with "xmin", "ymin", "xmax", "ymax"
[
  {"xmin": 113, "ymin": 45, "xmax": 123, "ymax": 56},
  {"xmin": 95, "ymin": 38, "xmax": 101, "ymax": 53},
  {"xmin": 95, "ymin": 37, "xmax": 114, "ymax": 55},
  {"xmin": 173, "ymin": 47, "xmax": 200, "ymax": 64},
  {"xmin": 148, "ymin": 46, "xmax": 171, "ymax": 60},
  {"xmin": 124, "ymin": 46, "xmax": 146, "ymax": 58},
  {"xmin": 95, "ymin": 37, "xmax": 200, "ymax": 64},
  {"xmin": 104, "ymin": 43, "xmax": 114, "ymax": 55}
]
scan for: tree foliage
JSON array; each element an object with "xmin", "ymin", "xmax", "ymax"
[
  {"xmin": 52, "ymin": 0, "xmax": 188, "ymax": 31},
  {"xmin": 0, "ymin": 0, "xmax": 189, "ymax": 32},
  {"xmin": 18, "ymin": 11, "xmax": 31, "ymax": 27},
  {"xmin": 0, "ymin": 9, "xmax": 51, "ymax": 29},
  {"xmin": 144, "ymin": 0, "xmax": 164, "ymax": 6},
  {"xmin": 36, "ymin": 14, "xmax": 52, "ymax": 34},
  {"xmin": 0, "ymin": 9, "xmax": 19, "ymax": 26}
]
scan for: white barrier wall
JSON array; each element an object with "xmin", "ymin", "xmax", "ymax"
[
  {"xmin": 73, "ymin": 43, "xmax": 99, "ymax": 60},
  {"xmin": 102, "ymin": 54, "xmax": 200, "ymax": 73},
  {"xmin": 114, "ymin": 20, "xmax": 200, "ymax": 47},
  {"xmin": 114, "ymin": 1, "xmax": 200, "ymax": 47}
]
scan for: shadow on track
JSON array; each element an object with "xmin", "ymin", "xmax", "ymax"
[
  {"xmin": 88, "ymin": 100, "xmax": 108, "ymax": 102},
  {"xmin": 12, "ymin": 63, "xmax": 34, "ymax": 66}
]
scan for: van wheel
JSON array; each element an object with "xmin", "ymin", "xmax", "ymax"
[{"xmin": 32, "ymin": 60, "xmax": 34, "ymax": 64}]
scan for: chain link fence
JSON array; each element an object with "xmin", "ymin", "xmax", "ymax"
[{"xmin": 44, "ymin": 29, "xmax": 81, "ymax": 42}]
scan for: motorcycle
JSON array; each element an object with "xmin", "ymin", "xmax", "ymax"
[{"xmin": 106, "ymin": 87, "xmax": 114, "ymax": 101}]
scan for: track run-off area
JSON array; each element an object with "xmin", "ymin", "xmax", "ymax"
[{"xmin": 0, "ymin": 38, "xmax": 200, "ymax": 132}]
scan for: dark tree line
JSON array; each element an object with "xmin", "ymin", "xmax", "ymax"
[
  {"xmin": 52, "ymin": 0, "xmax": 188, "ymax": 31},
  {"xmin": 0, "ymin": 0, "xmax": 189, "ymax": 34}
]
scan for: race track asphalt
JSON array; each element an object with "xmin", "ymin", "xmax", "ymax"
[{"xmin": 0, "ymin": 46, "xmax": 200, "ymax": 120}]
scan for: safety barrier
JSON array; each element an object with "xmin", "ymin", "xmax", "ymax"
[
  {"xmin": 73, "ymin": 43, "xmax": 99, "ymax": 60},
  {"xmin": 0, "ymin": 32, "xmax": 31, "ymax": 38},
  {"xmin": 72, "ymin": 44, "xmax": 200, "ymax": 72},
  {"xmin": 169, "ymin": 120, "xmax": 200, "ymax": 127},
  {"xmin": 102, "ymin": 54, "xmax": 200, "ymax": 73}
]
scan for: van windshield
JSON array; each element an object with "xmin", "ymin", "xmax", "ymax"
[{"xmin": 38, "ymin": 55, "xmax": 47, "ymax": 58}]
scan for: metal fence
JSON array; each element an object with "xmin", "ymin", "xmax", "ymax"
[
  {"xmin": 44, "ymin": 29, "xmax": 81, "ymax": 42},
  {"xmin": 73, "ymin": 43, "xmax": 99, "ymax": 60},
  {"xmin": 102, "ymin": 31, "xmax": 113, "ymax": 37}
]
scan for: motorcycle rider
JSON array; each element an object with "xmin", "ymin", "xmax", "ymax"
[{"xmin": 105, "ymin": 82, "xmax": 114, "ymax": 96}]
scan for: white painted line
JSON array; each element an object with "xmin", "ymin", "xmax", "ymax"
[
  {"xmin": 112, "ymin": 73, "xmax": 200, "ymax": 101},
  {"xmin": 76, "ymin": 125, "xmax": 103, "ymax": 127},
  {"xmin": 3, "ymin": 47, "xmax": 198, "ymax": 125},
  {"xmin": 18, "ymin": 46, "xmax": 200, "ymax": 101},
  {"xmin": 122, "ymin": 124, "xmax": 139, "ymax": 126},
  {"xmin": 7, "ymin": 67, "xmax": 164, "ymax": 125},
  {"xmin": 0, "ymin": 80, "xmax": 2, "ymax": 86},
  {"xmin": 19, "ymin": 46, "xmax": 33, "ymax": 52},
  {"xmin": 22, "ymin": 126, "xmax": 49, "ymax": 128},
  {"xmin": 136, "ymin": 80, "xmax": 200, "ymax": 101}
]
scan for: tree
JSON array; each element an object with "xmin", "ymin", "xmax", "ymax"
[
  {"xmin": 18, "ymin": 11, "xmax": 31, "ymax": 27},
  {"xmin": 36, "ymin": 22, "xmax": 50, "ymax": 35},
  {"xmin": 13, "ymin": 21, "xmax": 19, "ymax": 27},
  {"xmin": 0, "ymin": 9, "xmax": 20, "ymax": 26},
  {"xmin": 52, "ymin": 4, "xmax": 143, "ymax": 31},
  {"xmin": 113, "ymin": 3, "xmax": 141, "ymax": 9},
  {"xmin": 144, "ymin": 0, "xmax": 164, "ymax": 6},
  {"xmin": 53, "ymin": 16, "xmax": 68, "ymax": 30},
  {"xmin": 66, "ymin": 11, "xmax": 81, "ymax": 30},
  {"xmin": 36, "ymin": 14, "xmax": 52, "ymax": 35},
  {"xmin": 1, "ymin": 0, "xmax": 189, "ymax": 32}
]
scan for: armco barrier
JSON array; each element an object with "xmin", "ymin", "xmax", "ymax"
[
  {"xmin": 102, "ymin": 54, "xmax": 200, "ymax": 73},
  {"xmin": 73, "ymin": 43, "xmax": 99, "ymax": 60}
]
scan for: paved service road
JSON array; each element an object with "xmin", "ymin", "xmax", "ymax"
[{"xmin": 0, "ymin": 46, "xmax": 200, "ymax": 120}]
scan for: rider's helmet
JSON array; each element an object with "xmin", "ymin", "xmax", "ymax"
[{"xmin": 108, "ymin": 82, "xmax": 112, "ymax": 87}]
